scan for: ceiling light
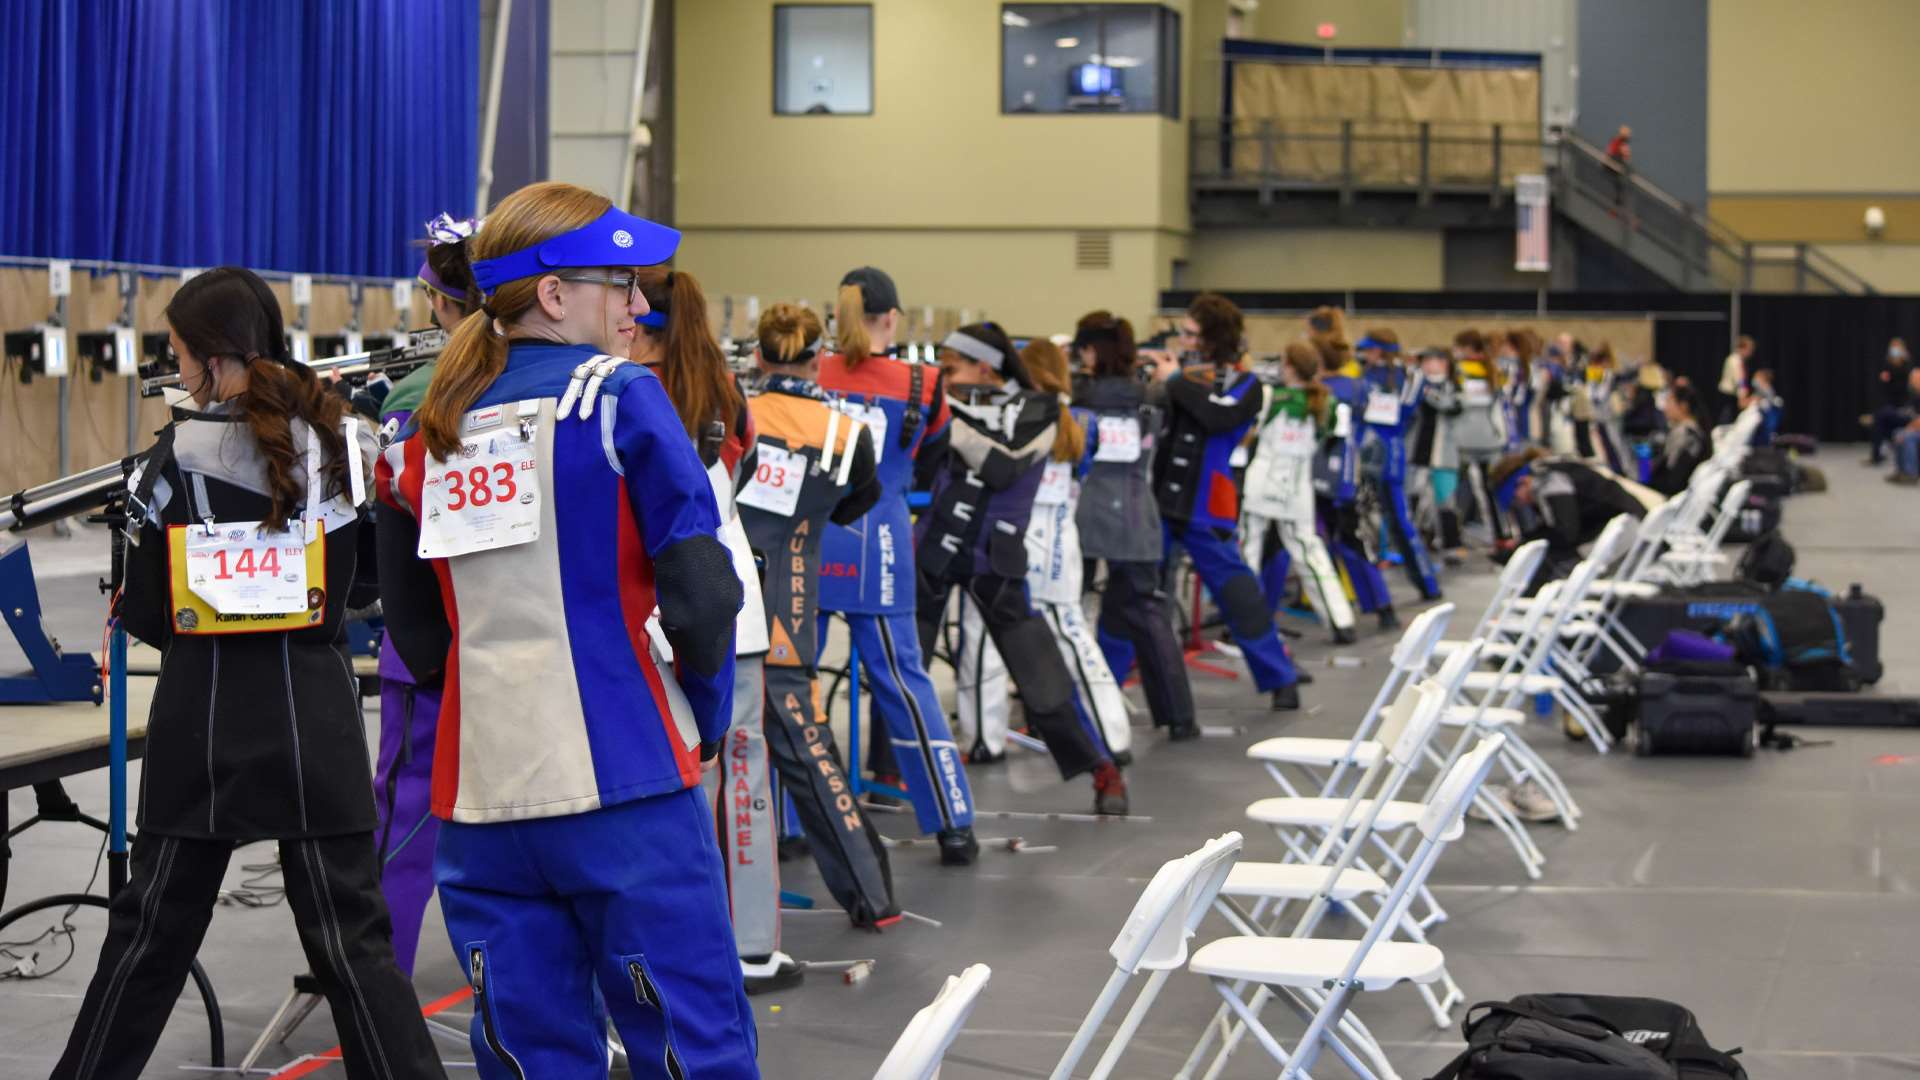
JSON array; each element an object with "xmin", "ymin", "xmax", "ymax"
[
  {"xmin": 1002, "ymin": 11, "xmax": 1030, "ymax": 27},
  {"xmin": 1104, "ymin": 55, "xmax": 1142, "ymax": 68},
  {"xmin": 1055, "ymin": 36, "xmax": 1080, "ymax": 48}
]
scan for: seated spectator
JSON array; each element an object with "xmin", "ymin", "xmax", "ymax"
[
  {"xmin": 1741, "ymin": 368, "xmax": 1783, "ymax": 447},
  {"xmin": 1888, "ymin": 367, "xmax": 1920, "ymax": 486},
  {"xmin": 1869, "ymin": 338, "xmax": 1914, "ymax": 465},
  {"xmin": 1650, "ymin": 382, "xmax": 1709, "ymax": 496}
]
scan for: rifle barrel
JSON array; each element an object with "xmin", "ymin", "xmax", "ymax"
[{"xmin": 138, "ymin": 329, "xmax": 448, "ymax": 397}]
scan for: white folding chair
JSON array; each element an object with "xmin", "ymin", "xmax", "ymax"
[
  {"xmin": 1450, "ymin": 519, "xmax": 1631, "ymax": 756},
  {"xmin": 1661, "ymin": 462, "xmax": 1730, "ymax": 551},
  {"xmin": 1181, "ymin": 737, "xmax": 1509, "ymax": 1080},
  {"xmin": 1049, "ymin": 832, "xmax": 1243, "ymax": 1080},
  {"xmin": 873, "ymin": 964, "xmax": 993, "ymax": 1080},
  {"xmin": 1573, "ymin": 499, "xmax": 1684, "ymax": 670},
  {"xmin": 1440, "ymin": 555, "xmax": 1612, "ymax": 826},
  {"xmin": 1658, "ymin": 479, "xmax": 1751, "ymax": 586},
  {"xmin": 1236, "ymin": 661, "xmax": 1474, "ymax": 1022},
  {"xmin": 1244, "ymin": 604, "xmax": 1454, "ymax": 800},
  {"xmin": 1429, "ymin": 541, "xmax": 1551, "ymax": 668},
  {"xmin": 1239, "ymin": 657, "xmax": 1479, "ymax": 1025}
]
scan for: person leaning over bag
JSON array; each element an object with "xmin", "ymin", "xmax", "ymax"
[
  {"xmin": 51, "ymin": 267, "xmax": 445, "ymax": 1080},
  {"xmin": 377, "ymin": 181, "xmax": 755, "ymax": 1078}
]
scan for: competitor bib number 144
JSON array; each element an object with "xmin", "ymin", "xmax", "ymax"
[{"xmin": 419, "ymin": 402, "xmax": 543, "ymax": 558}]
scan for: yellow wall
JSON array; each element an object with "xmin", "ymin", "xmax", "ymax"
[
  {"xmin": 683, "ymin": 227, "xmax": 1184, "ymax": 337},
  {"xmin": 1249, "ymin": 0, "xmax": 1406, "ymax": 47},
  {"xmin": 1813, "ymin": 245, "xmax": 1920, "ymax": 295},
  {"xmin": 1183, "ymin": 228, "xmax": 1444, "ymax": 290},
  {"xmin": 674, "ymin": 0, "xmax": 1194, "ymax": 331},
  {"xmin": 1709, "ymin": 0, "xmax": 1920, "ymax": 194},
  {"xmin": 1706, "ymin": 0, "xmax": 1920, "ymax": 292}
]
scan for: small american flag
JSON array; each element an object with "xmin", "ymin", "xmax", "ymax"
[{"xmin": 1515, "ymin": 173, "xmax": 1551, "ymax": 272}]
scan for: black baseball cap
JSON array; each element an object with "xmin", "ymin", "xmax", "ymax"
[{"xmin": 840, "ymin": 266, "xmax": 900, "ymax": 314}]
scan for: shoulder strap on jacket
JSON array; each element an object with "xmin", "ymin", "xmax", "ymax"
[
  {"xmin": 898, "ymin": 359, "xmax": 924, "ymax": 451},
  {"xmin": 558, "ymin": 354, "xmax": 637, "ymax": 421}
]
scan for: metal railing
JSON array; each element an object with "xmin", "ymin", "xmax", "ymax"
[
  {"xmin": 1191, "ymin": 117, "xmax": 1550, "ymax": 206},
  {"xmin": 1191, "ymin": 118, "xmax": 1875, "ymax": 295},
  {"xmin": 1554, "ymin": 130, "xmax": 1875, "ymax": 295}
]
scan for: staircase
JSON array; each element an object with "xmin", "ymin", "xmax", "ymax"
[
  {"xmin": 1551, "ymin": 131, "xmax": 1874, "ymax": 294},
  {"xmin": 1189, "ymin": 119, "xmax": 1875, "ymax": 294}
]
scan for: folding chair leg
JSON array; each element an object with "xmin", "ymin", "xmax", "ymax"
[
  {"xmin": 1196, "ymin": 984, "xmax": 1275, "ymax": 1080},
  {"xmin": 1555, "ymin": 685, "xmax": 1612, "ymax": 755},
  {"xmin": 1087, "ymin": 968, "xmax": 1172, "ymax": 1080},
  {"xmin": 1474, "ymin": 789, "xmax": 1546, "ymax": 879},
  {"xmin": 1272, "ymin": 984, "xmax": 1400, "ymax": 1080},
  {"xmin": 1284, "ymin": 980, "xmax": 1366, "ymax": 1080},
  {"xmin": 1365, "ymin": 831, "xmax": 1447, "ymax": 929},
  {"xmin": 1415, "ymin": 980, "xmax": 1454, "ymax": 1030},
  {"xmin": 1049, "ymin": 967, "xmax": 1131, "ymax": 1080},
  {"xmin": 1505, "ymin": 737, "xmax": 1582, "ymax": 825},
  {"xmin": 1265, "ymin": 761, "xmax": 1309, "ymax": 798}
]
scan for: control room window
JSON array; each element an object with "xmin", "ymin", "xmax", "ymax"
[
  {"xmin": 774, "ymin": 5, "xmax": 873, "ymax": 115},
  {"xmin": 1001, "ymin": 4, "xmax": 1180, "ymax": 117}
]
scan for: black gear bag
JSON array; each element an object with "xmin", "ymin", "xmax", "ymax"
[{"xmin": 1429, "ymin": 994, "xmax": 1746, "ymax": 1080}]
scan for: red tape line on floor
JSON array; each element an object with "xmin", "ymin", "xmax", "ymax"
[{"xmin": 265, "ymin": 985, "xmax": 473, "ymax": 1079}]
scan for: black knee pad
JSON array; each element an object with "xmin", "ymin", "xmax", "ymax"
[
  {"xmin": 992, "ymin": 616, "xmax": 1075, "ymax": 713},
  {"xmin": 1218, "ymin": 571, "xmax": 1274, "ymax": 641},
  {"xmin": 966, "ymin": 575, "xmax": 1029, "ymax": 626}
]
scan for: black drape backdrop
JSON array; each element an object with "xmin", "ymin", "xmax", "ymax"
[
  {"xmin": 1160, "ymin": 289, "xmax": 1920, "ymax": 443},
  {"xmin": 1730, "ymin": 295, "xmax": 1920, "ymax": 444}
]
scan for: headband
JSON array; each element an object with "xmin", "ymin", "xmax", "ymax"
[
  {"xmin": 1494, "ymin": 464, "xmax": 1532, "ymax": 511},
  {"xmin": 941, "ymin": 329, "xmax": 1005, "ymax": 371},
  {"xmin": 1356, "ymin": 336, "xmax": 1400, "ymax": 354},
  {"xmin": 764, "ymin": 343, "xmax": 819, "ymax": 366},
  {"xmin": 471, "ymin": 206, "xmax": 680, "ymax": 296},
  {"xmin": 416, "ymin": 261, "xmax": 463, "ymax": 302}
]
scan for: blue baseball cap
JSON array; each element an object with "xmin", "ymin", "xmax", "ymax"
[
  {"xmin": 471, "ymin": 206, "xmax": 680, "ymax": 296},
  {"xmin": 1356, "ymin": 336, "xmax": 1400, "ymax": 354}
]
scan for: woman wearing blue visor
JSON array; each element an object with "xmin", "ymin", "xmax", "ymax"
[{"xmin": 377, "ymin": 182, "xmax": 756, "ymax": 1078}]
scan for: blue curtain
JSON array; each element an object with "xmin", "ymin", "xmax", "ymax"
[{"xmin": 0, "ymin": 0, "xmax": 478, "ymax": 279}]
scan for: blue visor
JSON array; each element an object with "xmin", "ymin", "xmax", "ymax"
[
  {"xmin": 636, "ymin": 309, "xmax": 667, "ymax": 329},
  {"xmin": 1356, "ymin": 336, "xmax": 1400, "ymax": 354},
  {"xmin": 1494, "ymin": 464, "xmax": 1531, "ymax": 511},
  {"xmin": 471, "ymin": 206, "xmax": 680, "ymax": 295}
]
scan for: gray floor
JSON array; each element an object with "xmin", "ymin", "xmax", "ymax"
[{"xmin": 4, "ymin": 459, "xmax": 1920, "ymax": 1078}]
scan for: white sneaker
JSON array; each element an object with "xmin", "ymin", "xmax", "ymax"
[
  {"xmin": 1508, "ymin": 780, "xmax": 1562, "ymax": 823},
  {"xmin": 1466, "ymin": 783, "xmax": 1510, "ymax": 822}
]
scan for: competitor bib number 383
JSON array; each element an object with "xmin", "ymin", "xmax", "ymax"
[{"xmin": 418, "ymin": 402, "xmax": 543, "ymax": 558}]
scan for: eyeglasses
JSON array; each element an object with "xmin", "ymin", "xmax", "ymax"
[{"xmin": 555, "ymin": 270, "xmax": 641, "ymax": 306}]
